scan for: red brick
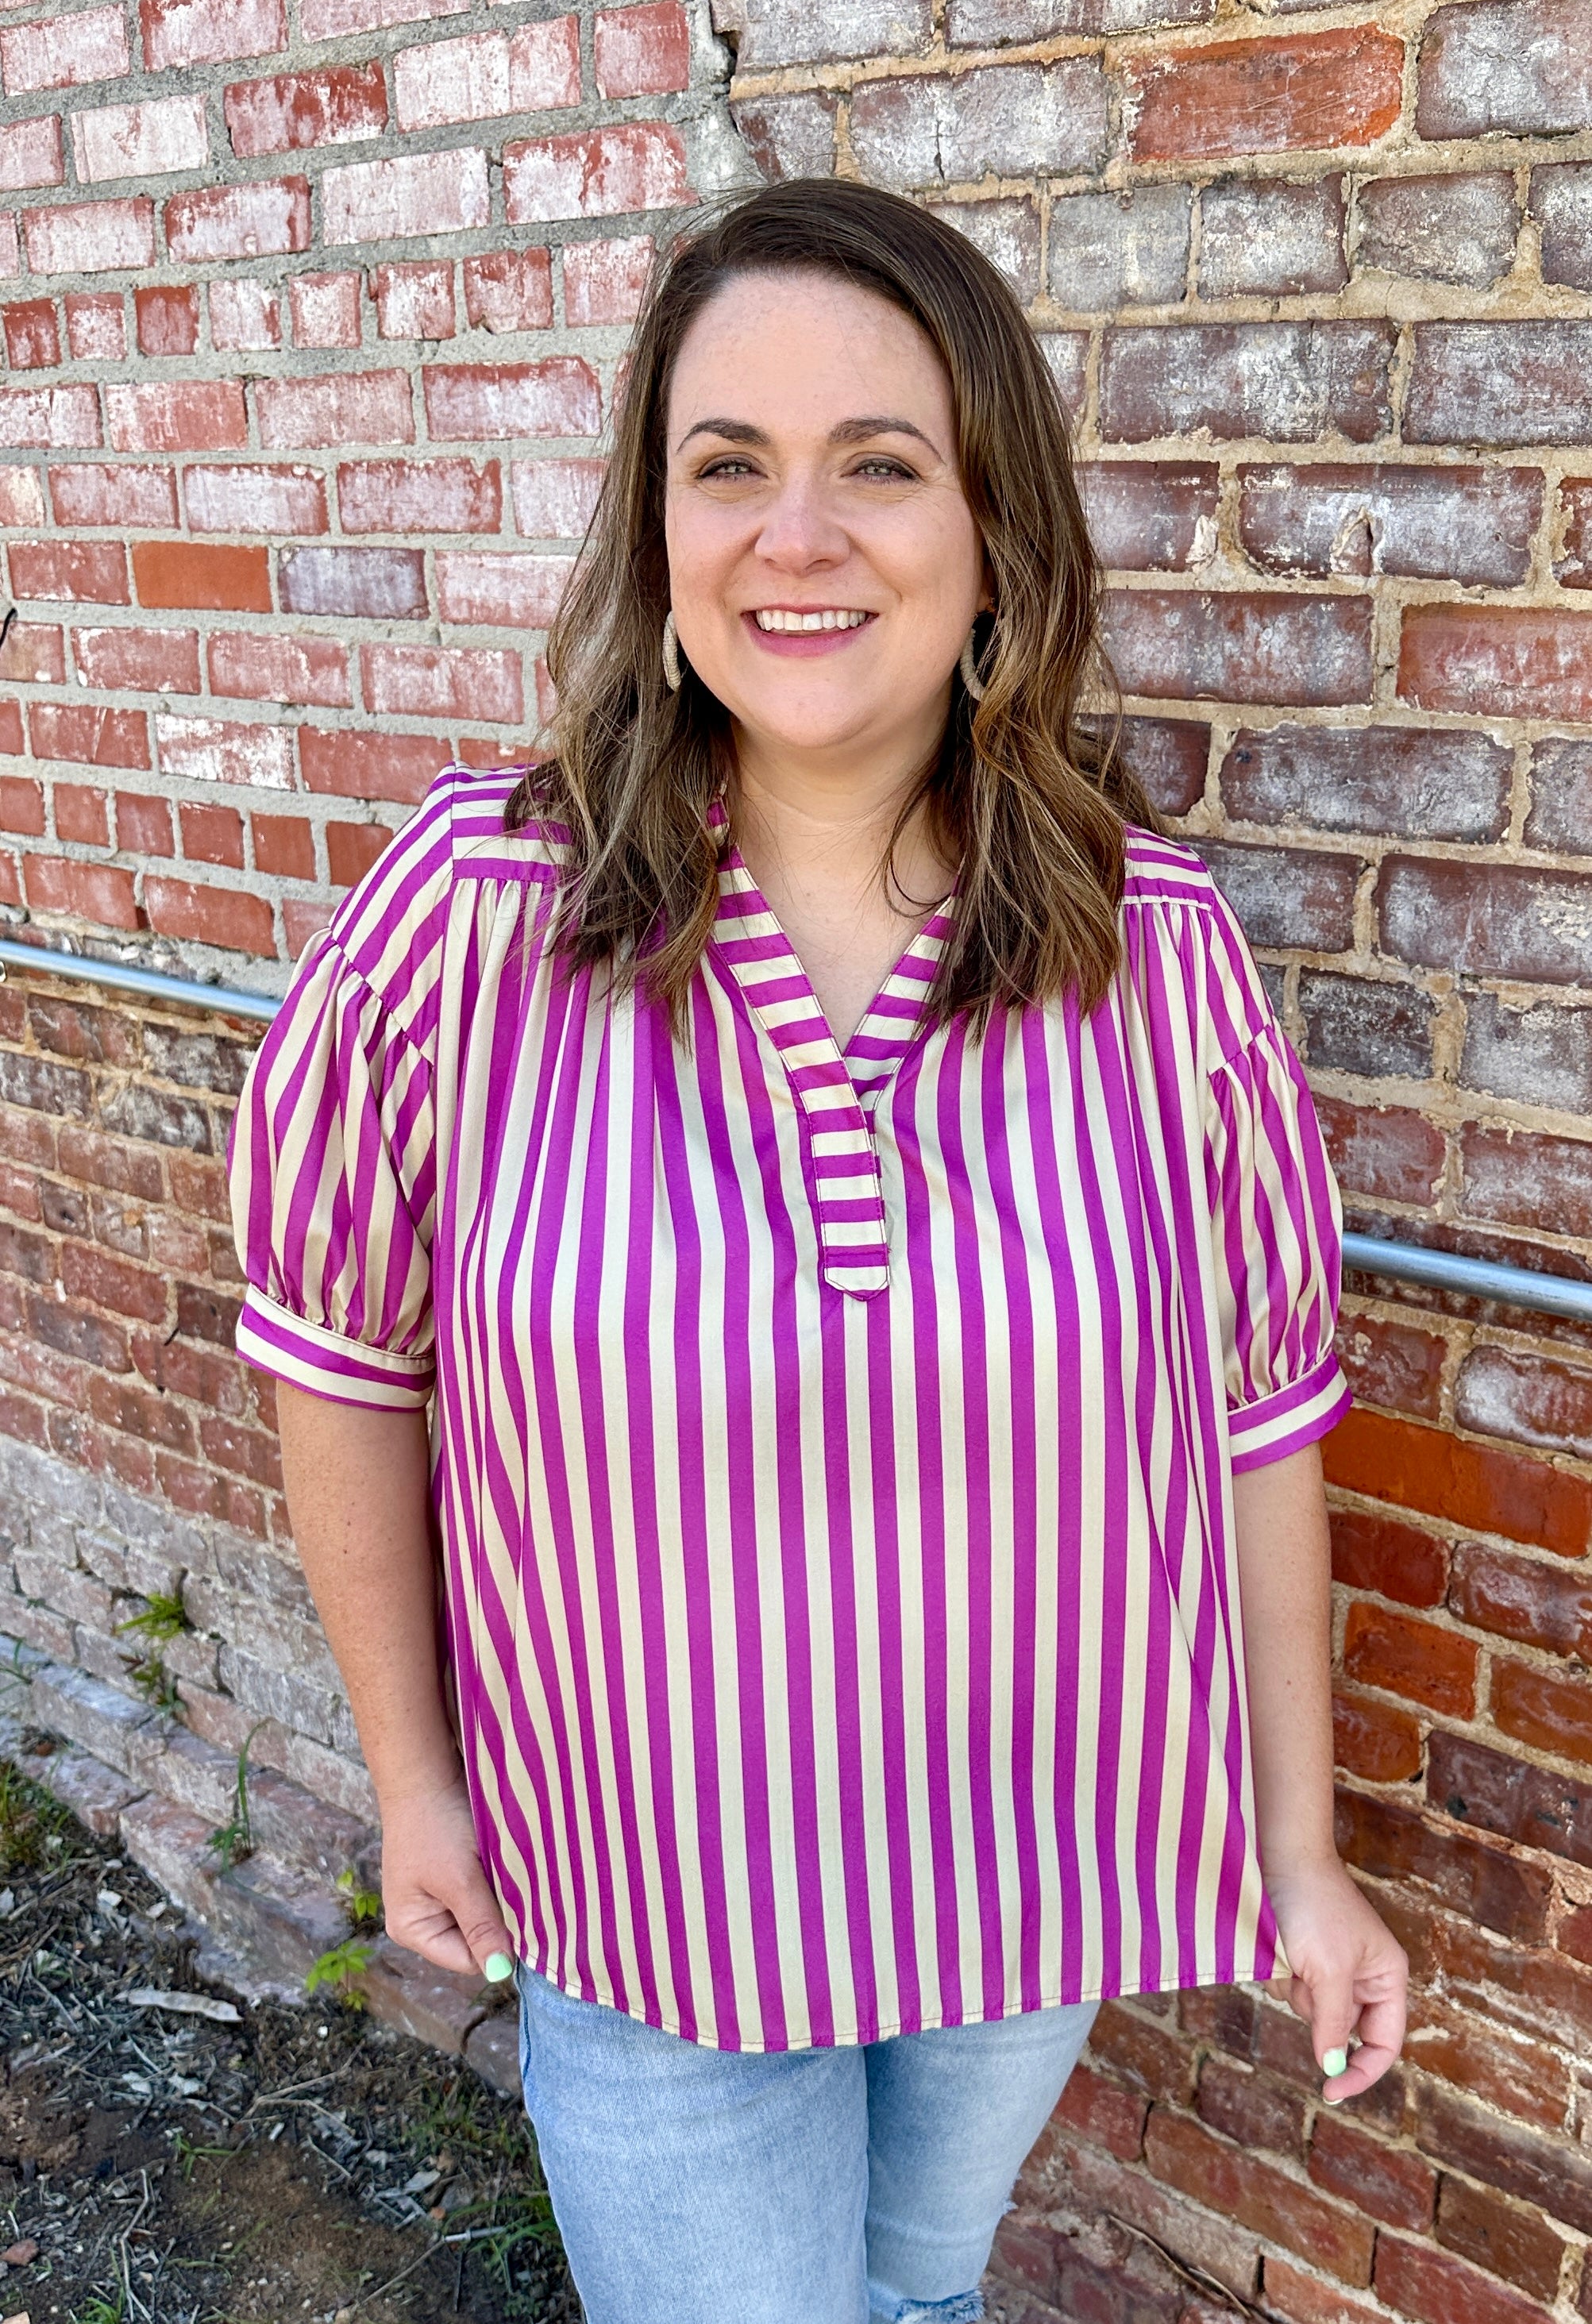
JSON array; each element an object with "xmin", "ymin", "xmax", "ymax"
[
  {"xmin": 133, "ymin": 541, "xmax": 270, "ymax": 613},
  {"xmin": 1316, "ymin": 1095, "xmax": 1445, "ymax": 1208},
  {"xmin": 115, "ymin": 792, "xmax": 174, "ymax": 857},
  {"xmin": 595, "ymin": 2, "xmax": 688, "ymax": 97},
  {"xmin": 503, "ymin": 121, "xmax": 691, "ymax": 223},
  {"xmin": 1087, "ymin": 2000, "xmax": 1195, "ymax": 2104},
  {"xmin": 1418, "ymin": 2082, "xmax": 1592, "ymax": 2236},
  {"xmin": 1308, "ymin": 2112, "xmax": 1433, "ymax": 2231},
  {"xmin": 326, "ymin": 822, "xmax": 391, "ymax": 887},
  {"xmin": 141, "ymin": 0, "xmax": 287, "ymax": 70},
  {"xmin": 1417, "ymin": 0, "xmax": 1592, "ymax": 138},
  {"xmin": 106, "ymin": 381, "xmax": 248, "ymax": 455},
  {"xmin": 0, "ymin": 622, "xmax": 65, "ymax": 684},
  {"xmin": 0, "ymin": 115, "xmax": 65, "ymax": 193},
  {"xmin": 461, "ymin": 247, "xmax": 554, "ymax": 334},
  {"xmin": 1343, "ymin": 1601, "xmax": 1476, "ymax": 1718},
  {"xmin": 0, "ymin": 468, "xmax": 47, "ymax": 529},
  {"xmin": 29, "ymin": 704, "xmax": 148, "ymax": 771},
  {"xmin": 1406, "ymin": 322, "xmax": 1592, "ymax": 450},
  {"xmin": 145, "ymin": 877, "xmax": 274, "ymax": 955},
  {"xmin": 1407, "ymin": 2000, "xmax": 1569, "ymax": 2133},
  {"xmin": 252, "ymin": 813, "xmax": 314, "ymax": 881},
  {"xmin": 424, "ymin": 358, "xmax": 600, "ymax": 441},
  {"xmin": 0, "ymin": 777, "xmax": 44, "ymax": 835},
  {"xmin": 0, "ymin": 392, "xmax": 99, "ymax": 463},
  {"xmin": 164, "ymin": 178, "xmax": 310, "ymax": 264},
  {"xmin": 179, "ymin": 801, "xmax": 245, "ymax": 869},
  {"xmin": 72, "ymin": 93, "xmax": 210, "ymax": 183},
  {"xmin": 1239, "ymin": 463, "xmax": 1539, "ymax": 591},
  {"xmin": 322, "ymin": 148, "xmax": 489, "ymax": 244},
  {"xmin": 1558, "ymin": 479, "xmax": 1592, "ymax": 588},
  {"xmin": 299, "ymin": 726, "xmax": 451, "ymax": 805},
  {"xmin": 283, "ymin": 896, "xmax": 333, "ymax": 953},
  {"xmin": 256, "ymin": 369, "xmax": 414, "ymax": 450},
  {"xmin": 1197, "ymin": 2055, "xmax": 1307, "ymax": 2160},
  {"xmin": 337, "ymin": 457, "xmax": 500, "ymax": 534},
  {"xmin": 510, "ymin": 457, "xmax": 604, "ymax": 541},
  {"xmin": 434, "ymin": 551, "xmax": 571, "ymax": 627},
  {"xmin": 372, "ymin": 260, "xmax": 454, "ymax": 341},
  {"xmin": 564, "ymin": 233, "xmax": 653, "ymax": 326},
  {"xmin": 1492, "ymin": 1659, "xmax": 1592, "ymax": 1769},
  {"xmin": 1332, "ymin": 1690, "xmax": 1421, "ymax": 1783},
  {"xmin": 1259, "ymin": 2255, "xmax": 1390, "ymax": 2324},
  {"xmin": 1047, "ymin": 2061, "xmax": 1147, "ymax": 2163},
  {"xmin": 183, "ymin": 463, "xmax": 327, "ymax": 537},
  {"xmin": 1222, "ymin": 721, "xmax": 1510, "ymax": 846},
  {"xmin": 1324, "ymin": 1408, "xmax": 1592, "ymax": 1557},
  {"xmin": 60, "ymin": 1243, "xmax": 167, "ymax": 1325},
  {"xmin": 1376, "ymin": 2236, "xmax": 1553, "ymax": 2324},
  {"xmin": 133, "ymin": 285, "xmax": 199, "ymax": 359},
  {"xmin": 72, "ymin": 625, "xmax": 201, "ymax": 695},
  {"xmin": 23, "ymin": 854, "xmax": 139, "ymax": 931},
  {"xmin": 279, "ymin": 545, "xmax": 426, "ymax": 619},
  {"xmin": 155, "ymin": 713, "xmax": 293, "ymax": 790},
  {"xmin": 1128, "ymin": 27, "xmax": 1402, "ymax": 162},
  {"xmin": 1201, "ymin": 840, "xmax": 1362, "ymax": 955},
  {"xmin": 1451, "ymin": 1542, "xmax": 1592, "ymax": 1659},
  {"xmin": 1329, "ymin": 1506, "xmax": 1447, "ymax": 1607},
  {"xmin": 1379, "ymin": 856, "xmax": 1592, "ymax": 989},
  {"xmin": 1401, "ymin": 603, "xmax": 1592, "ymax": 721},
  {"xmin": 1335, "ymin": 1313, "xmax": 1445, "ymax": 1424},
  {"xmin": 9, "ymin": 541, "xmax": 129, "ymax": 606},
  {"xmin": 1359, "ymin": 168, "xmax": 1519, "ymax": 290},
  {"xmin": 208, "ymin": 279, "xmax": 281, "ymax": 352},
  {"xmin": 64, "ymin": 294, "xmax": 125, "ymax": 359},
  {"xmin": 208, "ymin": 630, "xmax": 352, "ymax": 711},
  {"xmin": 290, "ymin": 271, "xmax": 361, "ymax": 349},
  {"xmin": 1101, "ymin": 322, "xmax": 1395, "ymax": 446},
  {"xmin": 1104, "ymin": 590, "xmax": 1371, "ymax": 709},
  {"xmin": 362, "ymin": 642, "xmax": 522, "ymax": 723},
  {"xmin": 1435, "ymin": 2176, "xmax": 1568, "ymax": 2308},
  {"xmin": 1, "ymin": 5, "xmax": 129, "ymax": 91},
  {"xmin": 1079, "ymin": 461, "xmax": 1216, "ymax": 575},
  {"xmin": 23, "ymin": 198, "xmax": 156, "ymax": 276},
  {"xmin": 1335, "ymin": 1789, "xmax": 1553, "ymax": 1945},
  {"xmin": 1145, "ymin": 2110, "xmax": 1373, "ymax": 2284},
  {"xmin": 2, "ymin": 300, "xmax": 60, "ymax": 371},
  {"xmin": 224, "ymin": 60, "xmax": 387, "ymax": 156}
]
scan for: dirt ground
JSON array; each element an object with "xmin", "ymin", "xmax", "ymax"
[{"xmin": 0, "ymin": 1751, "xmax": 581, "ymax": 2324}]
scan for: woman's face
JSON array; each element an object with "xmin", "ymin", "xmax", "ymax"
[{"xmin": 663, "ymin": 269, "xmax": 989, "ymax": 771}]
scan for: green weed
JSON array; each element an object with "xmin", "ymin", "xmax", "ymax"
[
  {"xmin": 207, "ymin": 1721, "xmax": 268, "ymax": 1869},
  {"xmin": 334, "ymin": 1867, "xmax": 382, "ymax": 1925},
  {"xmin": 0, "ymin": 1758, "xmax": 73, "ymax": 1875},
  {"xmin": 304, "ymin": 1937, "xmax": 376, "ymax": 2003},
  {"xmin": 115, "ymin": 1589, "xmax": 190, "ymax": 1644}
]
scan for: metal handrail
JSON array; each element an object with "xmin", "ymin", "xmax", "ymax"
[{"xmin": 2, "ymin": 932, "xmax": 1590, "ymax": 1324}]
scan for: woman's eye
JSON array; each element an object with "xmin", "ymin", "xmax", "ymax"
[
  {"xmin": 852, "ymin": 457, "xmax": 915, "ymax": 481},
  {"xmin": 699, "ymin": 457, "xmax": 759, "ymax": 480}
]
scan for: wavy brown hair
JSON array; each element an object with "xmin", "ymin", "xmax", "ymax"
[{"xmin": 505, "ymin": 175, "xmax": 1160, "ymax": 1031}]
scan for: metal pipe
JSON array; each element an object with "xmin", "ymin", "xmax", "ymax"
[{"xmin": 1, "ymin": 933, "xmax": 1587, "ymax": 1322}]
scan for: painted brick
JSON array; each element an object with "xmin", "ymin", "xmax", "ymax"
[
  {"xmin": 850, "ymin": 62, "xmax": 1110, "ymax": 191},
  {"xmin": 1220, "ymin": 723, "xmax": 1511, "ymax": 843},
  {"xmin": 72, "ymin": 625, "xmax": 201, "ymax": 695},
  {"xmin": 1239, "ymin": 463, "xmax": 1539, "ymax": 588},
  {"xmin": 1416, "ymin": 0, "xmax": 1592, "ymax": 138},
  {"xmin": 1435, "ymin": 2177, "xmax": 1568, "ymax": 2308},
  {"xmin": 322, "ymin": 147, "xmax": 490, "ymax": 243},
  {"xmin": 29, "ymin": 703, "xmax": 148, "ymax": 769},
  {"xmin": 164, "ymin": 178, "xmax": 310, "ymax": 263},
  {"xmin": 1332, "ymin": 1692, "xmax": 1421, "ymax": 1784},
  {"xmin": 1104, "ymin": 591, "xmax": 1372, "ymax": 708},
  {"xmin": 361, "ymin": 642, "xmax": 522, "ymax": 722},
  {"xmin": 183, "ymin": 463, "xmax": 328, "ymax": 537},
  {"xmin": 1406, "ymin": 323, "xmax": 1592, "ymax": 449},
  {"xmin": 423, "ymin": 359, "xmax": 600, "ymax": 440},
  {"xmin": 1197, "ymin": 838, "xmax": 1359, "ymax": 951},
  {"xmin": 730, "ymin": 92, "xmax": 838, "ymax": 183},
  {"xmin": 23, "ymin": 198, "xmax": 156, "ymax": 276},
  {"xmin": 64, "ymin": 294, "xmax": 125, "ymax": 358},
  {"xmin": 256, "ymin": 369, "xmax": 414, "ymax": 449},
  {"xmin": 208, "ymin": 279, "xmax": 281, "ymax": 352},
  {"xmin": 71, "ymin": 94, "xmax": 209, "ymax": 183},
  {"xmin": 1401, "ymin": 603, "xmax": 1592, "ymax": 723},
  {"xmin": 0, "ymin": 467, "xmax": 48, "ymax": 528},
  {"xmin": 1357, "ymin": 171, "xmax": 1519, "ymax": 290},
  {"xmin": 1199, "ymin": 178, "xmax": 1347, "ymax": 299},
  {"xmin": 734, "ymin": 0, "xmax": 931, "ymax": 69},
  {"xmin": 1112, "ymin": 715, "xmax": 1208, "ymax": 815},
  {"xmin": 1319, "ymin": 1093, "xmax": 1446, "ymax": 1206},
  {"xmin": 2, "ymin": 301, "xmax": 61, "ymax": 370},
  {"xmin": 435, "ymin": 551, "xmax": 572, "ymax": 626},
  {"xmin": 1, "ymin": 6, "xmax": 130, "ymax": 93},
  {"xmin": 209, "ymin": 631, "xmax": 352, "ymax": 710},
  {"xmin": 0, "ymin": 115, "xmax": 65, "ymax": 192},
  {"xmin": 1127, "ymin": 26, "xmax": 1403, "ymax": 163},
  {"xmin": 1556, "ymin": 484, "xmax": 1592, "ymax": 589},
  {"xmin": 565, "ymin": 235, "xmax": 653, "ymax": 326},
  {"xmin": 134, "ymin": 284, "xmax": 199, "ymax": 357},
  {"xmin": 224, "ymin": 61, "xmax": 388, "ymax": 156},
  {"xmin": 372, "ymin": 260, "xmax": 454, "ymax": 341},
  {"xmin": 1532, "ymin": 165, "xmax": 1592, "ymax": 295},
  {"xmin": 141, "ymin": 0, "xmax": 287, "ymax": 71},
  {"xmin": 461, "ymin": 248, "xmax": 553, "ymax": 333},
  {"xmin": 1101, "ymin": 323, "xmax": 1395, "ymax": 445},
  {"xmin": 511, "ymin": 457, "xmax": 604, "ymax": 540},
  {"xmin": 279, "ymin": 545, "xmax": 428, "ymax": 619},
  {"xmin": 337, "ymin": 457, "xmax": 501, "ymax": 534},
  {"xmin": 1336, "ymin": 1311, "xmax": 1445, "ymax": 1420},
  {"xmin": 1456, "ymin": 1347, "xmax": 1592, "ymax": 1462},
  {"xmin": 24, "ymin": 855, "xmax": 139, "ymax": 930},
  {"xmin": 10, "ymin": 541, "xmax": 129, "ymax": 604},
  {"xmin": 1322, "ymin": 1407, "xmax": 1592, "ymax": 1559},
  {"xmin": 595, "ymin": 3, "xmax": 686, "ymax": 98},
  {"xmin": 503, "ymin": 121, "xmax": 690, "ymax": 222},
  {"xmin": 154, "ymin": 714, "xmax": 294, "ymax": 790},
  {"xmin": 1080, "ymin": 462, "xmax": 1216, "ymax": 572},
  {"xmin": 105, "ymin": 383, "xmax": 246, "ymax": 457},
  {"xmin": 1048, "ymin": 186, "xmax": 1189, "ymax": 314},
  {"xmin": 0, "ymin": 387, "xmax": 102, "ymax": 452},
  {"xmin": 393, "ymin": 21, "xmax": 581, "ymax": 127},
  {"xmin": 300, "ymin": 0, "xmax": 470, "ymax": 33},
  {"xmin": 1461, "ymin": 995, "xmax": 1592, "ymax": 1115},
  {"xmin": 922, "ymin": 198, "xmax": 1039, "ymax": 306},
  {"xmin": 133, "ymin": 541, "xmax": 270, "ymax": 612},
  {"xmin": 299, "ymin": 726, "xmax": 453, "ymax": 804},
  {"xmin": 289, "ymin": 271, "xmax": 362, "ymax": 349}
]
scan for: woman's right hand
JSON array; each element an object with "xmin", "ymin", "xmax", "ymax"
[{"xmin": 378, "ymin": 1771, "xmax": 516, "ymax": 1982}]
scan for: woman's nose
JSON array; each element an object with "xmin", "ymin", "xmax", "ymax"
[{"xmin": 753, "ymin": 476, "xmax": 849, "ymax": 569}]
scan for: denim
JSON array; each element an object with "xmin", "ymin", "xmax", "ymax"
[{"xmin": 516, "ymin": 1970, "xmax": 1098, "ymax": 2324}]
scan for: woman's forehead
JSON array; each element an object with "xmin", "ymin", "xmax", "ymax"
[{"xmin": 667, "ymin": 270, "xmax": 952, "ymax": 433}]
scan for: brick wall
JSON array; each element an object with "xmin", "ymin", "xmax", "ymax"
[{"xmin": 4, "ymin": 0, "xmax": 1592, "ymax": 2315}]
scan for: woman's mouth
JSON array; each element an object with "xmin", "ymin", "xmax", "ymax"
[{"xmin": 743, "ymin": 607, "xmax": 877, "ymax": 656}]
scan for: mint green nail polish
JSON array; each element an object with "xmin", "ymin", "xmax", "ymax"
[
  {"xmin": 484, "ymin": 1951, "xmax": 515, "ymax": 1983},
  {"xmin": 1322, "ymin": 2046, "xmax": 1348, "ymax": 2079}
]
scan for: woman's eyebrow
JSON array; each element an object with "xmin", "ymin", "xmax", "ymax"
[{"xmin": 675, "ymin": 415, "xmax": 941, "ymax": 454}]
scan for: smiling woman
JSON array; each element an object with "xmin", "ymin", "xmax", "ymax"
[{"xmin": 227, "ymin": 178, "xmax": 1405, "ymax": 2324}]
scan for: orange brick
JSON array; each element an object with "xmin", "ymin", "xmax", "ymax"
[
  {"xmin": 1128, "ymin": 27, "xmax": 1404, "ymax": 163},
  {"xmin": 1342, "ymin": 1602, "xmax": 1477, "ymax": 1719},
  {"xmin": 132, "ymin": 541, "xmax": 272, "ymax": 613},
  {"xmin": 1322, "ymin": 1408, "xmax": 1592, "ymax": 1557}
]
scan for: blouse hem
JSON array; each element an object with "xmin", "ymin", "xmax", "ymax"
[
  {"xmin": 1228, "ymin": 1351, "xmax": 1353, "ymax": 1474},
  {"xmin": 236, "ymin": 1288, "xmax": 434, "ymax": 1412}
]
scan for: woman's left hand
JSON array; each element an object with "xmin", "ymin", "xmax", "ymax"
[{"xmin": 1264, "ymin": 1856, "xmax": 1408, "ymax": 2103}]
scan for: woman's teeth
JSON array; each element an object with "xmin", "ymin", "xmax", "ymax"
[{"xmin": 753, "ymin": 609, "xmax": 869, "ymax": 632}]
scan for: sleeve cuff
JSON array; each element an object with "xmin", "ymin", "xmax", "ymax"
[
  {"xmin": 236, "ymin": 1289, "xmax": 435, "ymax": 1413},
  {"xmin": 1228, "ymin": 1348, "xmax": 1353, "ymax": 1474}
]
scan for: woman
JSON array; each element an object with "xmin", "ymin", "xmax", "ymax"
[{"xmin": 229, "ymin": 179, "xmax": 1406, "ymax": 2323}]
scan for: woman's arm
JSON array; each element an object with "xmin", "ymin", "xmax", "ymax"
[
  {"xmin": 1233, "ymin": 1438, "xmax": 1407, "ymax": 2100},
  {"xmin": 275, "ymin": 1380, "xmax": 514, "ymax": 1979}
]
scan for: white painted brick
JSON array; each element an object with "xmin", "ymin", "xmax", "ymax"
[{"xmin": 70, "ymin": 93, "xmax": 209, "ymax": 183}]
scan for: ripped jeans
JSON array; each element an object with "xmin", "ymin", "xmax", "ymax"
[{"xmin": 515, "ymin": 1967, "xmax": 1098, "ymax": 2324}]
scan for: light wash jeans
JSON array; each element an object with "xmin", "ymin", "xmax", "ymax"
[{"xmin": 515, "ymin": 1968, "xmax": 1098, "ymax": 2324}]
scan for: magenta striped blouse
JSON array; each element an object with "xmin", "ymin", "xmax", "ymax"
[{"xmin": 229, "ymin": 764, "xmax": 1351, "ymax": 2050}]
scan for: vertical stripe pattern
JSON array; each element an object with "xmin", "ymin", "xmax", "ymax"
[{"xmin": 229, "ymin": 765, "xmax": 1352, "ymax": 2051}]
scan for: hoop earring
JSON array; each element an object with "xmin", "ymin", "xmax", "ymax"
[
  {"xmin": 958, "ymin": 623, "xmax": 990, "ymax": 703},
  {"xmin": 662, "ymin": 608, "xmax": 683, "ymax": 692}
]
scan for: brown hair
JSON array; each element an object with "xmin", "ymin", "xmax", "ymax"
[{"xmin": 506, "ymin": 175, "xmax": 1160, "ymax": 1031}]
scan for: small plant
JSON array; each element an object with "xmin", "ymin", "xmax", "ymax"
[
  {"xmin": 0, "ymin": 1758, "xmax": 72, "ymax": 1875},
  {"xmin": 334, "ymin": 1867, "xmax": 382, "ymax": 1925},
  {"xmin": 74, "ymin": 2293, "xmax": 127, "ymax": 2324},
  {"xmin": 207, "ymin": 1721, "xmax": 267, "ymax": 1870},
  {"xmin": 305, "ymin": 1936, "xmax": 376, "ymax": 2004},
  {"xmin": 124, "ymin": 1652, "xmax": 181, "ymax": 1714},
  {"xmin": 116, "ymin": 1588, "xmax": 190, "ymax": 1644}
]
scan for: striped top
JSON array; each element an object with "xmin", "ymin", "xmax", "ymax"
[{"xmin": 229, "ymin": 763, "xmax": 1351, "ymax": 2052}]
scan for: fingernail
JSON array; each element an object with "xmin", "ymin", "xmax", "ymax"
[
  {"xmin": 1322, "ymin": 2046, "xmax": 1348, "ymax": 2079},
  {"xmin": 484, "ymin": 1951, "xmax": 515, "ymax": 1983}
]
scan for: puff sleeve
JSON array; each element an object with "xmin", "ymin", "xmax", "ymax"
[{"xmin": 1200, "ymin": 885, "xmax": 1354, "ymax": 1473}]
